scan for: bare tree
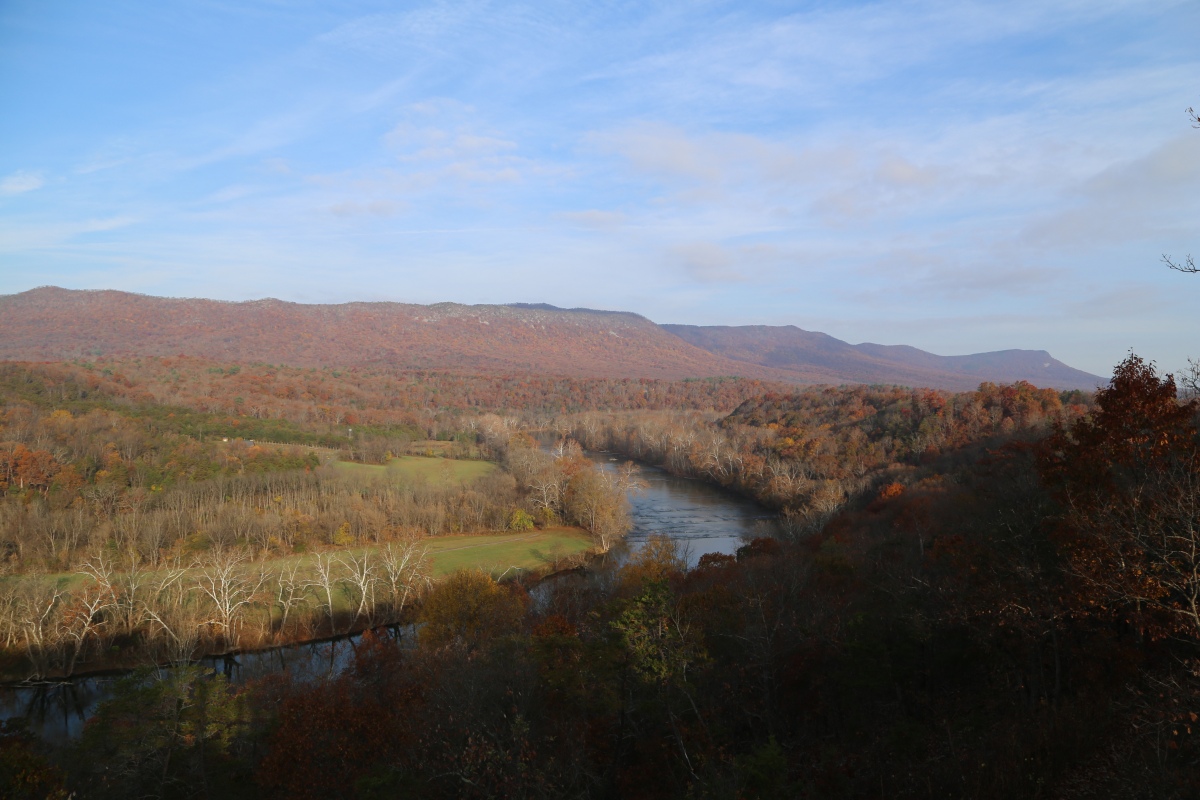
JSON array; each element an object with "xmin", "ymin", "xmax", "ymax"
[
  {"xmin": 1162, "ymin": 106, "xmax": 1198, "ymax": 276},
  {"xmin": 379, "ymin": 540, "xmax": 431, "ymax": 622},
  {"xmin": 0, "ymin": 582, "xmax": 18, "ymax": 650},
  {"xmin": 193, "ymin": 548, "xmax": 268, "ymax": 649},
  {"xmin": 527, "ymin": 469, "xmax": 564, "ymax": 518},
  {"xmin": 1065, "ymin": 455, "xmax": 1200, "ymax": 637},
  {"xmin": 338, "ymin": 549, "xmax": 380, "ymax": 630},
  {"xmin": 1180, "ymin": 360, "xmax": 1200, "ymax": 399},
  {"xmin": 273, "ymin": 560, "xmax": 310, "ymax": 640},
  {"xmin": 142, "ymin": 561, "xmax": 201, "ymax": 664},
  {"xmin": 1163, "ymin": 253, "xmax": 1197, "ymax": 274},
  {"xmin": 60, "ymin": 554, "xmax": 119, "ymax": 674},
  {"xmin": 18, "ymin": 582, "xmax": 66, "ymax": 678},
  {"xmin": 565, "ymin": 466, "xmax": 632, "ymax": 552},
  {"xmin": 307, "ymin": 551, "xmax": 343, "ymax": 635},
  {"xmin": 113, "ymin": 553, "xmax": 152, "ymax": 637}
]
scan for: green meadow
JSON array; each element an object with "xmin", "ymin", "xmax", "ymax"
[
  {"xmin": 3, "ymin": 528, "xmax": 594, "ymax": 610},
  {"xmin": 333, "ymin": 455, "xmax": 497, "ymax": 485},
  {"xmin": 423, "ymin": 527, "xmax": 593, "ymax": 577}
]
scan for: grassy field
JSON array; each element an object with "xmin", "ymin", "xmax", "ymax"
[
  {"xmin": 423, "ymin": 527, "xmax": 592, "ymax": 576},
  {"xmin": 334, "ymin": 455, "xmax": 497, "ymax": 485},
  {"xmin": 0, "ymin": 527, "xmax": 596, "ymax": 677},
  {"xmin": 403, "ymin": 440, "xmax": 460, "ymax": 456},
  {"xmin": 3, "ymin": 528, "xmax": 594, "ymax": 600}
]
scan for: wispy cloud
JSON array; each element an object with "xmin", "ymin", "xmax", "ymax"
[
  {"xmin": 561, "ymin": 209, "xmax": 625, "ymax": 230},
  {"xmin": 0, "ymin": 170, "xmax": 44, "ymax": 195},
  {"xmin": 1021, "ymin": 134, "xmax": 1200, "ymax": 249},
  {"xmin": 0, "ymin": 216, "xmax": 138, "ymax": 251}
]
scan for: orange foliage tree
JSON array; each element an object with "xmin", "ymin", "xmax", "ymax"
[{"xmin": 1042, "ymin": 354, "xmax": 1200, "ymax": 638}]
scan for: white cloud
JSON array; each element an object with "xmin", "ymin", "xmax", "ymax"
[
  {"xmin": 329, "ymin": 200, "xmax": 399, "ymax": 217},
  {"xmin": 0, "ymin": 216, "xmax": 138, "ymax": 251},
  {"xmin": 592, "ymin": 123, "xmax": 724, "ymax": 184},
  {"xmin": 317, "ymin": 7, "xmax": 479, "ymax": 57},
  {"xmin": 1021, "ymin": 134, "xmax": 1200, "ymax": 249},
  {"xmin": 672, "ymin": 242, "xmax": 741, "ymax": 283},
  {"xmin": 561, "ymin": 209, "xmax": 625, "ymax": 230},
  {"xmin": 667, "ymin": 241, "xmax": 787, "ymax": 284},
  {"xmin": 0, "ymin": 171, "xmax": 45, "ymax": 195}
]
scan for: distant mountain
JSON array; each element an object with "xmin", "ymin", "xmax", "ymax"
[
  {"xmin": 0, "ymin": 288, "xmax": 1103, "ymax": 390},
  {"xmin": 0, "ymin": 287, "xmax": 792, "ymax": 381},
  {"xmin": 661, "ymin": 324, "xmax": 1103, "ymax": 391}
]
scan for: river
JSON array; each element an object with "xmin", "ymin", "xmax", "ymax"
[
  {"xmin": 1, "ymin": 451, "xmax": 774, "ymax": 741},
  {"xmin": 585, "ymin": 451, "xmax": 776, "ymax": 567}
]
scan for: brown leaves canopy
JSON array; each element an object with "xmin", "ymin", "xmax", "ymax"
[
  {"xmin": 1042, "ymin": 354, "xmax": 1200, "ymax": 637},
  {"xmin": 418, "ymin": 569, "xmax": 527, "ymax": 650}
]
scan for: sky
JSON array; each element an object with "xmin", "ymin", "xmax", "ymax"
[{"xmin": 1, "ymin": 0, "xmax": 1197, "ymax": 377}]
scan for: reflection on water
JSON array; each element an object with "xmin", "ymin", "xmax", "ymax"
[
  {"xmin": 3, "ymin": 442, "xmax": 773, "ymax": 739},
  {"xmin": 0, "ymin": 626, "xmax": 416, "ymax": 744},
  {"xmin": 0, "ymin": 676, "xmax": 115, "ymax": 744}
]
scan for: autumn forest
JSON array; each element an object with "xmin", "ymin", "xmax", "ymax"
[{"xmin": 0, "ymin": 324, "xmax": 1195, "ymax": 800}]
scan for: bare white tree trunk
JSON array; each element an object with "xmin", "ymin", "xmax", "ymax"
[
  {"xmin": 307, "ymin": 552, "xmax": 342, "ymax": 635},
  {"xmin": 338, "ymin": 549, "xmax": 380, "ymax": 630},
  {"xmin": 380, "ymin": 540, "xmax": 431, "ymax": 622},
  {"xmin": 273, "ymin": 561, "xmax": 309, "ymax": 640},
  {"xmin": 193, "ymin": 548, "xmax": 267, "ymax": 650}
]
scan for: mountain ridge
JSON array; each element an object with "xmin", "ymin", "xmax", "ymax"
[
  {"xmin": 662, "ymin": 323, "xmax": 1102, "ymax": 391},
  {"xmin": 0, "ymin": 287, "xmax": 1103, "ymax": 390},
  {"xmin": 0, "ymin": 287, "xmax": 795, "ymax": 381}
]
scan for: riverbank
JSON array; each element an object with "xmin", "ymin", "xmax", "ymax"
[{"xmin": 0, "ymin": 526, "xmax": 594, "ymax": 684}]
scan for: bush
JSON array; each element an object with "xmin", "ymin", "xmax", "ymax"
[{"xmin": 418, "ymin": 569, "xmax": 526, "ymax": 650}]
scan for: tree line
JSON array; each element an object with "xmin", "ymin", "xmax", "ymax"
[{"xmin": 554, "ymin": 380, "xmax": 1087, "ymax": 535}]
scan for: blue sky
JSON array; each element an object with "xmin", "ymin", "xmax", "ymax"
[{"xmin": 1, "ymin": 0, "xmax": 1197, "ymax": 376}]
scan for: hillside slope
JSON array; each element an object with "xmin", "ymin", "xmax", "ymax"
[
  {"xmin": 0, "ymin": 288, "xmax": 797, "ymax": 381},
  {"xmin": 0, "ymin": 288, "xmax": 1103, "ymax": 389},
  {"xmin": 661, "ymin": 324, "xmax": 1103, "ymax": 391}
]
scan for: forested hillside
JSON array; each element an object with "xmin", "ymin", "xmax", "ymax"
[
  {"xmin": 0, "ymin": 288, "xmax": 1103, "ymax": 389},
  {"xmin": 0, "ymin": 288, "xmax": 791, "ymax": 381},
  {"xmin": 4, "ymin": 354, "xmax": 1199, "ymax": 799}
]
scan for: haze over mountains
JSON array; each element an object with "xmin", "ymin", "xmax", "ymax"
[
  {"xmin": 662, "ymin": 324, "xmax": 1102, "ymax": 391},
  {"xmin": 0, "ymin": 288, "xmax": 1103, "ymax": 390}
]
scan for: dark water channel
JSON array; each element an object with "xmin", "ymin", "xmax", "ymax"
[
  {"xmin": 2, "ymin": 447, "xmax": 774, "ymax": 741},
  {"xmin": 0, "ymin": 628, "xmax": 413, "ymax": 745}
]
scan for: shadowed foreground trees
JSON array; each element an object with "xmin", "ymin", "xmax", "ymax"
[
  {"xmin": 1043, "ymin": 354, "xmax": 1200, "ymax": 637},
  {"xmin": 418, "ymin": 569, "xmax": 526, "ymax": 650}
]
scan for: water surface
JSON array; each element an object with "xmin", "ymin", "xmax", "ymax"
[{"xmin": 589, "ymin": 452, "xmax": 776, "ymax": 567}]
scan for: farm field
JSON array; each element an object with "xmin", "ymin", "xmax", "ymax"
[{"xmin": 333, "ymin": 455, "xmax": 497, "ymax": 485}]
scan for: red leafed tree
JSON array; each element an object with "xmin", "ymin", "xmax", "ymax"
[
  {"xmin": 0, "ymin": 444, "xmax": 60, "ymax": 492},
  {"xmin": 1042, "ymin": 354, "xmax": 1200, "ymax": 637}
]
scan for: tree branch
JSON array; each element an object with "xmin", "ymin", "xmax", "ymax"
[{"xmin": 1163, "ymin": 254, "xmax": 1197, "ymax": 274}]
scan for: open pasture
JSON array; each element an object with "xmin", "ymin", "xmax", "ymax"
[
  {"xmin": 333, "ymin": 455, "xmax": 497, "ymax": 485},
  {"xmin": 423, "ymin": 527, "xmax": 592, "ymax": 577}
]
